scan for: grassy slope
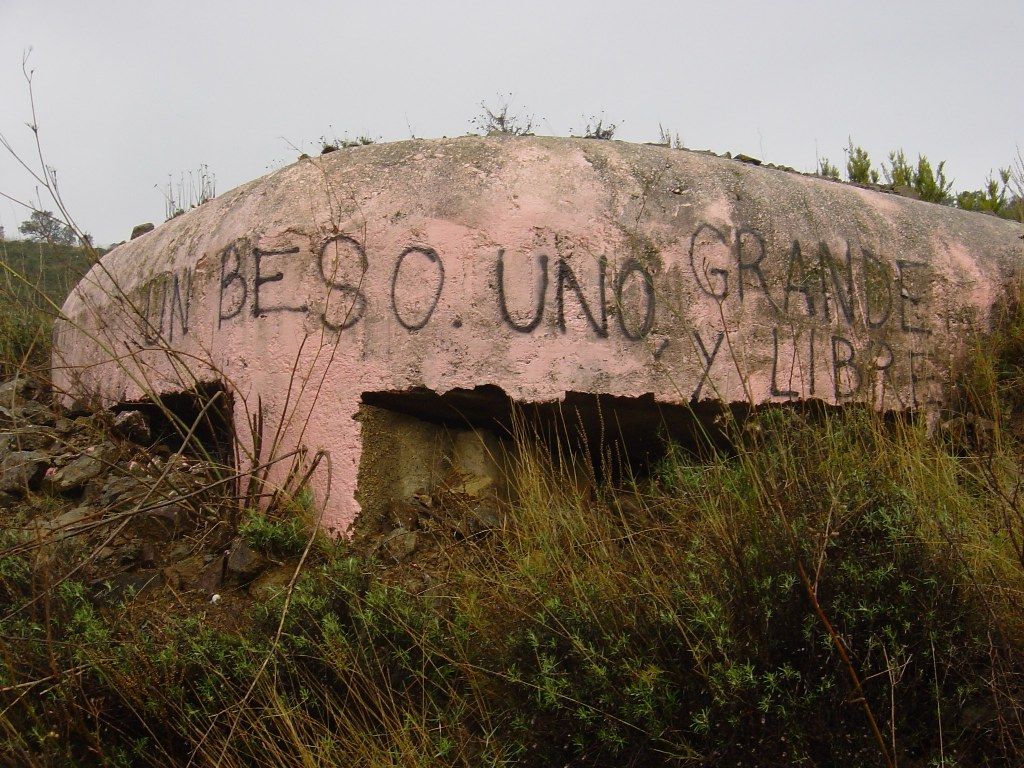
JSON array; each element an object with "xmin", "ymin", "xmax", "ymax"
[
  {"xmin": 0, "ymin": 239, "xmax": 97, "ymax": 376},
  {"xmin": 0, "ymin": 239, "xmax": 95, "ymax": 300}
]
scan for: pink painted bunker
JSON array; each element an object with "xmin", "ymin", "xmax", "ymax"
[{"xmin": 53, "ymin": 136, "xmax": 1024, "ymax": 534}]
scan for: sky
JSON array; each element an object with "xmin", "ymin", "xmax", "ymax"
[{"xmin": 1, "ymin": 0, "xmax": 1022, "ymax": 247}]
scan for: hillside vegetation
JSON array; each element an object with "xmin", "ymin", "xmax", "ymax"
[
  {"xmin": 0, "ymin": 240, "xmax": 1022, "ymax": 767},
  {"xmin": 0, "ymin": 240, "xmax": 95, "ymax": 377}
]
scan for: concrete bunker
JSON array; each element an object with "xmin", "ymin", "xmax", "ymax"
[{"xmin": 52, "ymin": 136, "xmax": 1024, "ymax": 534}]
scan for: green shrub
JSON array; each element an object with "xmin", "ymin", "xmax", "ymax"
[
  {"xmin": 238, "ymin": 509, "xmax": 309, "ymax": 558},
  {"xmin": 0, "ymin": 239, "xmax": 94, "ymax": 376},
  {"xmin": 957, "ymin": 168, "xmax": 1015, "ymax": 217},
  {"xmin": 845, "ymin": 139, "xmax": 879, "ymax": 184},
  {"xmin": 883, "ymin": 149, "xmax": 954, "ymax": 203},
  {"xmin": 818, "ymin": 157, "xmax": 841, "ymax": 180},
  {"xmin": 2, "ymin": 401, "xmax": 1023, "ymax": 766}
]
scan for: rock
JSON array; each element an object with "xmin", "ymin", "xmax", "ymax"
[
  {"xmin": 938, "ymin": 413, "xmax": 997, "ymax": 447},
  {"xmin": 381, "ymin": 527, "xmax": 418, "ymax": 561},
  {"xmin": 893, "ymin": 184, "xmax": 922, "ymax": 200},
  {"xmin": 94, "ymin": 472, "xmax": 149, "ymax": 506},
  {"xmin": 161, "ymin": 566, "xmax": 185, "ymax": 590},
  {"xmin": 44, "ymin": 505, "xmax": 96, "ymax": 539},
  {"xmin": 0, "ymin": 401, "xmax": 55, "ymax": 427},
  {"xmin": 734, "ymin": 153, "xmax": 762, "ymax": 166},
  {"xmin": 130, "ymin": 223, "xmax": 154, "ymax": 240},
  {"xmin": 0, "ymin": 376, "xmax": 36, "ymax": 405},
  {"xmin": 390, "ymin": 501, "xmax": 420, "ymax": 531},
  {"xmin": 140, "ymin": 541, "xmax": 158, "ymax": 567},
  {"xmin": 0, "ymin": 428, "xmax": 56, "ymax": 452},
  {"xmin": 114, "ymin": 542, "xmax": 143, "ymax": 565},
  {"xmin": 250, "ymin": 566, "xmax": 294, "ymax": 599},
  {"xmin": 45, "ymin": 444, "xmax": 115, "ymax": 493},
  {"xmin": 146, "ymin": 500, "xmax": 187, "ymax": 527},
  {"xmin": 167, "ymin": 541, "xmax": 194, "ymax": 562},
  {"xmin": 113, "ymin": 410, "xmax": 150, "ymax": 444},
  {"xmin": 130, "ymin": 500, "xmax": 187, "ymax": 541},
  {"xmin": 0, "ymin": 451, "xmax": 49, "ymax": 493},
  {"xmin": 467, "ymin": 499, "xmax": 501, "ymax": 532},
  {"xmin": 457, "ymin": 497, "xmax": 502, "ymax": 538},
  {"xmin": 92, "ymin": 571, "xmax": 162, "ymax": 603},
  {"xmin": 461, "ymin": 475, "xmax": 494, "ymax": 498},
  {"xmin": 191, "ymin": 556, "xmax": 225, "ymax": 593},
  {"xmin": 225, "ymin": 540, "xmax": 268, "ymax": 581}
]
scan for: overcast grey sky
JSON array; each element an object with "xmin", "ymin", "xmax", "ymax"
[{"xmin": 1, "ymin": 0, "xmax": 1021, "ymax": 246}]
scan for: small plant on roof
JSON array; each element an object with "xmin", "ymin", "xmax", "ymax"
[
  {"xmin": 657, "ymin": 123, "xmax": 684, "ymax": 149},
  {"xmin": 582, "ymin": 114, "xmax": 616, "ymax": 140},
  {"xmin": 1010, "ymin": 148, "xmax": 1024, "ymax": 221},
  {"xmin": 472, "ymin": 94, "xmax": 534, "ymax": 136},
  {"xmin": 883, "ymin": 149, "xmax": 954, "ymax": 204},
  {"xmin": 884, "ymin": 149, "xmax": 914, "ymax": 188},
  {"xmin": 957, "ymin": 169, "xmax": 1012, "ymax": 216},
  {"xmin": 818, "ymin": 157, "xmax": 841, "ymax": 180},
  {"xmin": 844, "ymin": 139, "xmax": 879, "ymax": 184},
  {"xmin": 158, "ymin": 165, "xmax": 216, "ymax": 221},
  {"xmin": 319, "ymin": 130, "xmax": 376, "ymax": 154}
]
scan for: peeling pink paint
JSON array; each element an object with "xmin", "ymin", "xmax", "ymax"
[{"xmin": 53, "ymin": 137, "xmax": 1024, "ymax": 534}]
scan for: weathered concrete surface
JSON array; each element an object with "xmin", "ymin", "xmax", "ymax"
[{"xmin": 52, "ymin": 136, "xmax": 1024, "ymax": 533}]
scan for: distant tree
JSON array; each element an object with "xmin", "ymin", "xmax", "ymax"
[
  {"xmin": 0, "ymin": 224, "xmax": 5, "ymax": 241},
  {"xmin": 18, "ymin": 210, "xmax": 76, "ymax": 245}
]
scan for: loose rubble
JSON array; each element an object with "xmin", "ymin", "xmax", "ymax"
[
  {"xmin": 1, "ymin": 374, "xmax": 512, "ymax": 612},
  {"xmin": 0, "ymin": 376, "xmax": 233, "ymax": 599}
]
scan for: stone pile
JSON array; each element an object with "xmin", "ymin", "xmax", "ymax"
[
  {"xmin": 0, "ymin": 375, "xmax": 268, "ymax": 599},
  {"xmin": 1, "ymin": 374, "xmax": 509, "ymax": 601}
]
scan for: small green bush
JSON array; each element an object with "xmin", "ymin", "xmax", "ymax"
[
  {"xmin": 818, "ymin": 157, "xmax": 841, "ymax": 180},
  {"xmin": 883, "ymin": 149, "xmax": 954, "ymax": 203},
  {"xmin": 957, "ymin": 168, "xmax": 1015, "ymax": 217},
  {"xmin": 0, "ymin": 239, "xmax": 94, "ymax": 376},
  {"xmin": 845, "ymin": 139, "xmax": 879, "ymax": 184},
  {"xmin": 238, "ymin": 509, "xmax": 309, "ymax": 558}
]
